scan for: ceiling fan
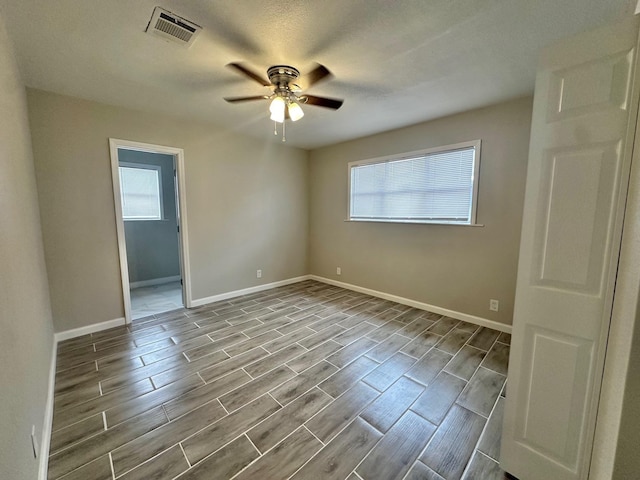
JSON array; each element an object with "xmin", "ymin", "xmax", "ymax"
[{"xmin": 224, "ymin": 62, "xmax": 344, "ymax": 140}]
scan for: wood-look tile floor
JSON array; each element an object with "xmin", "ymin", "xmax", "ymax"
[{"xmin": 49, "ymin": 280, "xmax": 512, "ymax": 480}]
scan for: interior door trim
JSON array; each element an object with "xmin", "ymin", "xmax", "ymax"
[{"xmin": 108, "ymin": 138, "xmax": 193, "ymax": 323}]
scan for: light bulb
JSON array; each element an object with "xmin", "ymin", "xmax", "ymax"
[
  {"xmin": 269, "ymin": 96, "xmax": 285, "ymax": 123},
  {"xmin": 288, "ymin": 101, "xmax": 304, "ymax": 122}
]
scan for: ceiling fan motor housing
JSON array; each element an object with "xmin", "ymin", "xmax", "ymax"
[{"xmin": 267, "ymin": 65, "xmax": 300, "ymax": 89}]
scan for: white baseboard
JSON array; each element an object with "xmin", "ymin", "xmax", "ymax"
[
  {"xmin": 191, "ymin": 275, "xmax": 312, "ymax": 308},
  {"xmin": 309, "ymin": 275, "xmax": 512, "ymax": 334},
  {"xmin": 130, "ymin": 275, "xmax": 181, "ymax": 289},
  {"xmin": 54, "ymin": 317, "xmax": 126, "ymax": 342},
  {"xmin": 39, "ymin": 336, "xmax": 57, "ymax": 480}
]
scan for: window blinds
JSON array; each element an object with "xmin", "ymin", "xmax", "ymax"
[
  {"xmin": 119, "ymin": 166, "xmax": 162, "ymax": 220},
  {"xmin": 349, "ymin": 146, "xmax": 477, "ymax": 223}
]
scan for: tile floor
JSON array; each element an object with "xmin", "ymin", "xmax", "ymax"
[
  {"xmin": 130, "ymin": 281, "xmax": 183, "ymax": 320},
  {"xmin": 49, "ymin": 280, "xmax": 512, "ymax": 480}
]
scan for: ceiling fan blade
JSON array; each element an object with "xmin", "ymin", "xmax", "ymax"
[
  {"xmin": 305, "ymin": 63, "xmax": 333, "ymax": 87},
  {"xmin": 227, "ymin": 63, "xmax": 270, "ymax": 87},
  {"xmin": 302, "ymin": 95, "xmax": 344, "ymax": 110},
  {"xmin": 224, "ymin": 95, "xmax": 269, "ymax": 103}
]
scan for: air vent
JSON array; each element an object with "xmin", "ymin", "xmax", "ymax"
[{"xmin": 146, "ymin": 7, "xmax": 201, "ymax": 47}]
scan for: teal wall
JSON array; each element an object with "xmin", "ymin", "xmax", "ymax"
[{"xmin": 119, "ymin": 149, "xmax": 181, "ymax": 284}]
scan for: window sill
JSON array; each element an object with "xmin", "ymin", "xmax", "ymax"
[
  {"xmin": 344, "ymin": 219, "xmax": 484, "ymax": 227},
  {"xmin": 123, "ymin": 219, "xmax": 168, "ymax": 222}
]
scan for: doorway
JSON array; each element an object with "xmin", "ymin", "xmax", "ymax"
[{"xmin": 109, "ymin": 138, "xmax": 192, "ymax": 323}]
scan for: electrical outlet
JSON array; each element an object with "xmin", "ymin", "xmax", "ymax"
[
  {"xmin": 489, "ymin": 299, "xmax": 499, "ymax": 312},
  {"xmin": 31, "ymin": 425, "xmax": 39, "ymax": 459},
  {"xmin": 336, "ymin": 267, "xmax": 341, "ymax": 275},
  {"xmin": 256, "ymin": 269, "xmax": 262, "ymax": 279}
]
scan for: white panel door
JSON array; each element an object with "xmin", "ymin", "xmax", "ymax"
[{"xmin": 500, "ymin": 17, "xmax": 640, "ymax": 480}]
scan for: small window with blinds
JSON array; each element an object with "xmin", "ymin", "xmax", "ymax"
[
  {"xmin": 119, "ymin": 163, "xmax": 164, "ymax": 221},
  {"xmin": 348, "ymin": 140, "xmax": 481, "ymax": 225}
]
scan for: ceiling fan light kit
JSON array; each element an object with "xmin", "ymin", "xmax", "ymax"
[
  {"xmin": 225, "ymin": 62, "xmax": 344, "ymax": 142},
  {"xmin": 287, "ymin": 101, "xmax": 304, "ymax": 121},
  {"xmin": 269, "ymin": 95, "xmax": 286, "ymax": 123}
]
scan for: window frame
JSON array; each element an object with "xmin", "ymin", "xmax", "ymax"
[
  {"xmin": 118, "ymin": 162, "xmax": 165, "ymax": 222},
  {"xmin": 346, "ymin": 139, "xmax": 482, "ymax": 226}
]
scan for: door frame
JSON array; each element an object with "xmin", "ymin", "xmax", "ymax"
[
  {"xmin": 109, "ymin": 138, "xmax": 192, "ymax": 323},
  {"xmin": 590, "ymin": 74, "xmax": 640, "ymax": 478}
]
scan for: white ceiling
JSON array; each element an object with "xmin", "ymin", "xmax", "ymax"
[{"xmin": 0, "ymin": 0, "xmax": 634, "ymax": 149}]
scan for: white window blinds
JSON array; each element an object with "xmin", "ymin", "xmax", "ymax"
[
  {"xmin": 349, "ymin": 142, "xmax": 480, "ymax": 224},
  {"xmin": 119, "ymin": 165, "xmax": 162, "ymax": 220}
]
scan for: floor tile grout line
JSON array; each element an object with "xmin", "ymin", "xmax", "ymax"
[
  {"xmin": 459, "ymin": 393, "xmax": 504, "ymax": 479},
  {"xmin": 302, "ymin": 424, "xmax": 326, "ymax": 446},
  {"xmin": 342, "ymin": 416, "xmax": 388, "ymax": 480},
  {"xmin": 243, "ymin": 433, "xmax": 262, "ymax": 456},
  {"xmin": 108, "ymin": 436, "xmax": 194, "ymax": 477},
  {"xmin": 471, "ymin": 389, "xmax": 504, "ymax": 462},
  {"xmin": 108, "ymin": 451, "xmax": 116, "ymax": 480},
  {"xmin": 267, "ymin": 391, "xmax": 284, "ymax": 408},
  {"xmin": 245, "ymin": 424, "xmax": 325, "ymax": 480},
  {"xmin": 181, "ymin": 412, "xmax": 282, "ymax": 474},
  {"xmin": 410, "ymin": 411, "xmax": 448, "ymax": 478},
  {"xmin": 220, "ymin": 369, "xmax": 298, "ymax": 414},
  {"xmin": 179, "ymin": 442, "xmax": 192, "ymax": 467},
  {"xmin": 442, "ymin": 369, "xmax": 470, "ymax": 384},
  {"xmin": 230, "ymin": 419, "xmax": 327, "ymax": 480},
  {"xmin": 48, "ymin": 416, "xmax": 109, "ymax": 459},
  {"xmin": 476, "ymin": 449, "xmax": 501, "ymax": 464},
  {"xmin": 302, "ymin": 382, "xmax": 381, "ymax": 446}
]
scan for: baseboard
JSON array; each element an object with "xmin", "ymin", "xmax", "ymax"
[
  {"xmin": 130, "ymin": 275, "xmax": 181, "ymax": 289},
  {"xmin": 309, "ymin": 275, "xmax": 512, "ymax": 334},
  {"xmin": 191, "ymin": 275, "xmax": 312, "ymax": 308},
  {"xmin": 39, "ymin": 336, "xmax": 57, "ymax": 480},
  {"xmin": 54, "ymin": 317, "xmax": 126, "ymax": 342}
]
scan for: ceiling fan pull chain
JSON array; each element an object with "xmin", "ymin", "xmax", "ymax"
[
  {"xmin": 274, "ymin": 120, "xmax": 278, "ymax": 136},
  {"xmin": 282, "ymin": 119, "xmax": 286, "ymax": 142}
]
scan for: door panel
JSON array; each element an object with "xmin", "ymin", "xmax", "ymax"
[
  {"xmin": 501, "ymin": 17, "xmax": 640, "ymax": 480},
  {"xmin": 519, "ymin": 326, "xmax": 592, "ymax": 466},
  {"xmin": 547, "ymin": 50, "xmax": 633, "ymax": 121},
  {"xmin": 535, "ymin": 142, "xmax": 620, "ymax": 293}
]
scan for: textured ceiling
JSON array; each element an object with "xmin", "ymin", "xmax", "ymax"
[{"xmin": 0, "ymin": 0, "xmax": 634, "ymax": 149}]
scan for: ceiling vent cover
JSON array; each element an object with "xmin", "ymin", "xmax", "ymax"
[{"xmin": 146, "ymin": 7, "xmax": 201, "ymax": 47}]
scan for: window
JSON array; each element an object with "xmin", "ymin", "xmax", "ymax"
[
  {"xmin": 119, "ymin": 163, "xmax": 163, "ymax": 221},
  {"xmin": 348, "ymin": 140, "xmax": 481, "ymax": 225}
]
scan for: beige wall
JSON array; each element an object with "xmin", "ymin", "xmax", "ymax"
[
  {"xmin": 0, "ymin": 14, "xmax": 55, "ymax": 480},
  {"xmin": 27, "ymin": 89, "xmax": 309, "ymax": 332},
  {"xmin": 308, "ymin": 97, "xmax": 533, "ymax": 326}
]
